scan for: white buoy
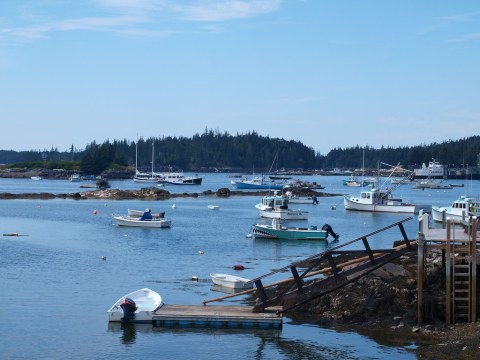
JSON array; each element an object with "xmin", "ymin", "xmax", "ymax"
[
  {"xmin": 246, "ymin": 233, "xmax": 252, "ymax": 238},
  {"xmin": 172, "ymin": 204, "xmax": 176, "ymax": 209}
]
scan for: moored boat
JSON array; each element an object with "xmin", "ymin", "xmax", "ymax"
[
  {"xmin": 232, "ymin": 175, "xmax": 285, "ymax": 190},
  {"xmin": 161, "ymin": 173, "xmax": 202, "ymax": 185},
  {"xmin": 255, "ymin": 192, "xmax": 308, "ymax": 220},
  {"xmin": 112, "ymin": 215, "xmax": 171, "ymax": 228},
  {"xmin": 107, "ymin": 288, "xmax": 163, "ymax": 323},
  {"xmin": 127, "ymin": 209, "xmax": 165, "ymax": 218},
  {"xmin": 210, "ymin": 273, "xmax": 253, "ymax": 289},
  {"xmin": 415, "ymin": 179, "xmax": 452, "ymax": 190},
  {"xmin": 284, "ymin": 191, "xmax": 319, "ymax": 204},
  {"xmin": 431, "ymin": 196, "xmax": 480, "ymax": 223},
  {"xmin": 344, "ymin": 187, "xmax": 417, "ymax": 213},
  {"xmin": 252, "ymin": 219, "xmax": 339, "ymax": 240}
]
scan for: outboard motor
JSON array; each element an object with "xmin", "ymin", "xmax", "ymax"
[
  {"xmin": 120, "ymin": 297, "xmax": 137, "ymax": 323},
  {"xmin": 322, "ymin": 224, "xmax": 339, "ymax": 241}
]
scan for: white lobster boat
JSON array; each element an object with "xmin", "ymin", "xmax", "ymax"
[
  {"xmin": 255, "ymin": 192, "xmax": 308, "ymax": 220},
  {"xmin": 344, "ymin": 187, "xmax": 416, "ymax": 213},
  {"xmin": 432, "ymin": 196, "xmax": 480, "ymax": 223}
]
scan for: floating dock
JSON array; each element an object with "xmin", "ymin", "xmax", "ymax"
[{"xmin": 152, "ymin": 304, "xmax": 282, "ymax": 329}]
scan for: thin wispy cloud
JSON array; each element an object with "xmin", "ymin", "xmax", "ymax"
[
  {"xmin": 418, "ymin": 12, "xmax": 478, "ymax": 35},
  {"xmin": 0, "ymin": 0, "xmax": 283, "ymax": 43},
  {"xmin": 170, "ymin": 0, "xmax": 282, "ymax": 22},
  {"xmin": 1, "ymin": 15, "xmax": 148, "ymax": 40},
  {"xmin": 446, "ymin": 32, "xmax": 480, "ymax": 43}
]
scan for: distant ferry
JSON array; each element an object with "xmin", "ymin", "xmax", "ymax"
[{"xmin": 413, "ymin": 159, "xmax": 446, "ymax": 179}]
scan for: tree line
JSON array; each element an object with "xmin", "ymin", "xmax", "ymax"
[{"xmin": 1, "ymin": 130, "xmax": 479, "ymax": 174}]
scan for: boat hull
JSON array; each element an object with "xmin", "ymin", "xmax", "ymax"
[
  {"xmin": 343, "ymin": 196, "xmax": 415, "ymax": 213},
  {"xmin": 252, "ymin": 224, "xmax": 327, "ymax": 240},
  {"xmin": 107, "ymin": 288, "xmax": 163, "ymax": 323},
  {"xmin": 113, "ymin": 216, "xmax": 171, "ymax": 228},
  {"xmin": 164, "ymin": 178, "xmax": 202, "ymax": 185},
  {"xmin": 133, "ymin": 176, "xmax": 160, "ymax": 183},
  {"xmin": 431, "ymin": 206, "xmax": 469, "ymax": 223},
  {"xmin": 258, "ymin": 209, "xmax": 308, "ymax": 220},
  {"xmin": 210, "ymin": 273, "xmax": 253, "ymax": 289},
  {"xmin": 234, "ymin": 182, "xmax": 283, "ymax": 190}
]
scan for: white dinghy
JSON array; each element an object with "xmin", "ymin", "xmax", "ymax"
[
  {"xmin": 210, "ymin": 273, "xmax": 253, "ymax": 290},
  {"xmin": 107, "ymin": 288, "xmax": 163, "ymax": 323}
]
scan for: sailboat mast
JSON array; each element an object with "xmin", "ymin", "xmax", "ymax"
[{"xmin": 151, "ymin": 141, "xmax": 154, "ymax": 177}]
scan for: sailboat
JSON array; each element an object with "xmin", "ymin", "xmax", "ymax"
[{"xmin": 133, "ymin": 141, "xmax": 163, "ymax": 183}]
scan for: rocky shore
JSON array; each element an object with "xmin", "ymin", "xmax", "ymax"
[
  {"xmin": 257, "ymin": 247, "xmax": 480, "ymax": 359},
  {"xmin": 0, "ymin": 186, "xmax": 333, "ymax": 200}
]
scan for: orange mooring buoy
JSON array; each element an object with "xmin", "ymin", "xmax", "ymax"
[{"xmin": 232, "ymin": 264, "xmax": 245, "ymax": 271}]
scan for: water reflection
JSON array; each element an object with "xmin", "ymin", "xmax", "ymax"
[
  {"xmin": 106, "ymin": 322, "xmax": 399, "ymax": 359},
  {"xmin": 108, "ymin": 322, "xmax": 151, "ymax": 345}
]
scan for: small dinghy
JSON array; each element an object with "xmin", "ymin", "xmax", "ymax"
[
  {"xmin": 207, "ymin": 205, "xmax": 220, "ymax": 210},
  {"xmin": 107, "ymin": 288, "xmax": 163, "ymax": 323},
  {"xmin": 210, "ymin": 273, "xmax": 253, "ymax": 290}
]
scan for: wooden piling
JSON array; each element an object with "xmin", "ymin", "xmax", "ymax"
[
  {"xmin": 417, "ymin": 232, "xmax": 425, "ymax": 326},
  {"xmin": 446, "ymin": 220, "xmax": 452, "ymax": 324}
]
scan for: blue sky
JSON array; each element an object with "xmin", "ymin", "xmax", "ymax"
[{"xmin": 1, "ymin": 1, "xmax": 479, "ymax": 154}]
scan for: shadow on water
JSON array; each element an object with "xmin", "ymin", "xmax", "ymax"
[
  {"xmin": 107, "ymin": 322, "xmax": 365, "ymax": 360},
  {"xmin": 287, "ymin": 315, "xmax": 422, "ymax": 351},
  {"xmin": 108, "ymin": 322, "xmax": 416, "ymax": 360}
]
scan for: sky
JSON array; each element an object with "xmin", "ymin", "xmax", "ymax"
[{"xmin": 1, "ymin": 1, "xmax": 479, "ymax": 155}]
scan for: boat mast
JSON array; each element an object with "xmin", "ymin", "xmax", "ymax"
[
  {"xmin": 135, "ymin": 137, "xmax": 138, "ymax": 175},
  {"xmin": 151, "ymin": 141, "xmax": 154, "ymax": 177}
]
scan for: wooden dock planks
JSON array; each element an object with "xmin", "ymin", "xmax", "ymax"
[{"xmin": 152, "ymin": 304, "xmax": 282, "ymax": 329}]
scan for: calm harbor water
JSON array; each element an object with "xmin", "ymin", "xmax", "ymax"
[{"xmin": 1, "ymin": 174, "xmax": 478, "ymax": 359}]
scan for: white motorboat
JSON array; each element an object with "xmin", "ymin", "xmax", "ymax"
[
  {"xmin": 414, "ymin": 179, "xmax": 452, "ymax": 190},
  {"xmin": 285, "ymin": 191, "xmax": 319, "ymax": 204},
  {"xmin": 207, "ymin": 205, "xmax": 220, "ymax": 210},
  {"xmin": 30, "ymin": 176, "xmax": 43, "ymax": 180},
  {"xmin": 255, "ymin": 192, "xmax": 308, "ymax": 220},
  {"xmin": 112, "ymin": 215, "xmax": 171, "ymax": 228},
  {"xmin": 107, "ymin": 288, "xmax": 163, "ymax": 323},
  {"xmin": 70, "ymin": 174, "xmax": 82, "ymax": 182},
  {"xmin": 431, "ymin": 196, "xmax": 480, "ymax": 223},
  {"xmin": 127, "ymin": 209, "xmax": 165, "ymax": 218},
  {"xmin": 210, "ymin": 273, "xmax": 253, "ymax": 290},
  {"xmin": 344, "ymin": 187, "xmax": 417, "ymax": 213}
]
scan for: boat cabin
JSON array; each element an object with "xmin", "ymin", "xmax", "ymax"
[{"xmin": 261, "ymin": 194, "xmax": 289, "ymax": 210}]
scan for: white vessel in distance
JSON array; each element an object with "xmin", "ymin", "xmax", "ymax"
[{"xmin": 413, "ymin": 159, "xmax": 446, "ymax": 179}]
